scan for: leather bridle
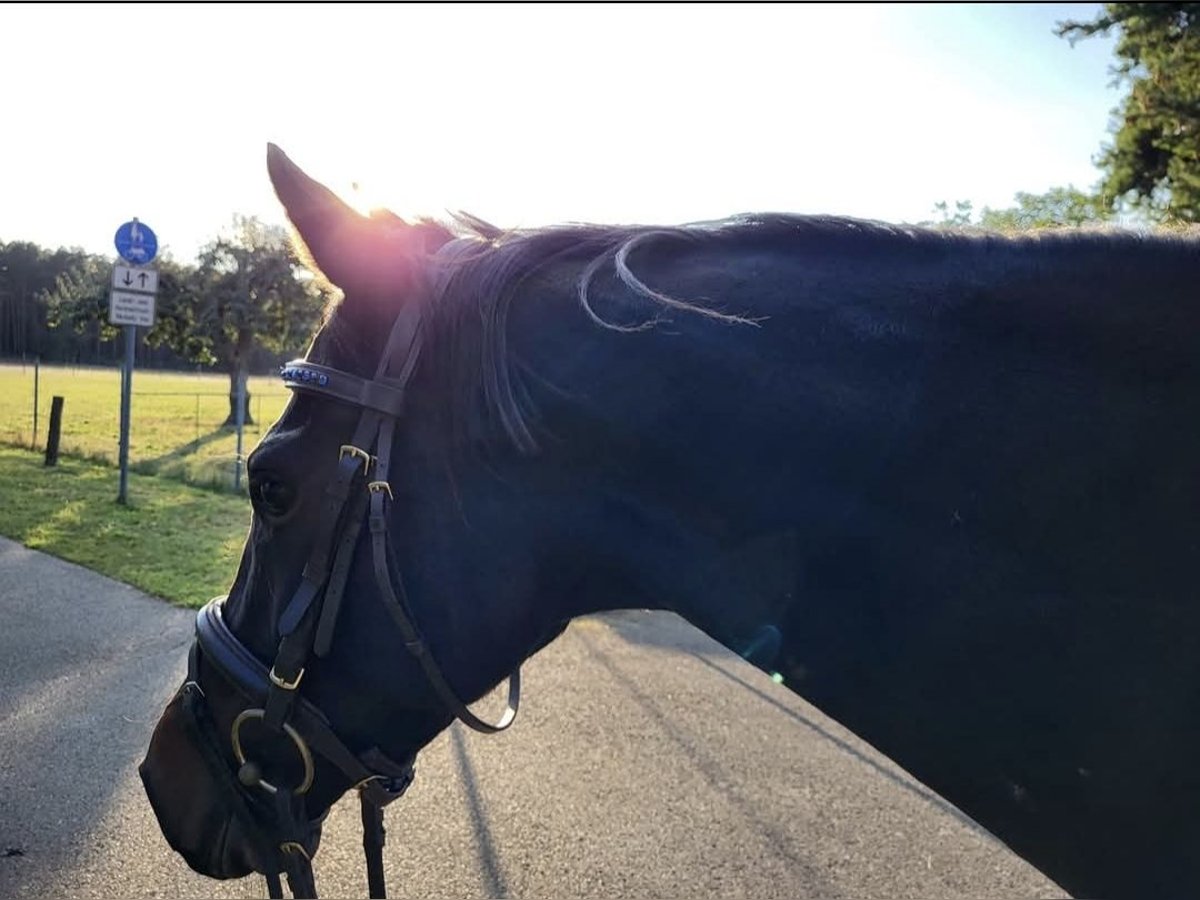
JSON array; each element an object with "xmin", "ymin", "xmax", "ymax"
[{"xmin": 179, "ymin": 296, "xmax": 521, "ymax": 899}]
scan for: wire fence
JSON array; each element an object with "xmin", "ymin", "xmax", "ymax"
[{"xmin": 0, "ymin": 360, "xmax": 292, "ymax": 494}]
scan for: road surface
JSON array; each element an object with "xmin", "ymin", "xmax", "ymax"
[{"xmin": 0, "ymin": 536, "xmax": 1066, "ymax": 898}]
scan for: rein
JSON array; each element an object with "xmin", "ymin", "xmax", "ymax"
[{"xmin": 181, "ymin": 297, "xmax": 521, "ymax": 898}]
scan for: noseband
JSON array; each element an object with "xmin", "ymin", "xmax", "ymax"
[{"xmin": 180, "ymin": 296, "xmax": 521, "ymax": 899}]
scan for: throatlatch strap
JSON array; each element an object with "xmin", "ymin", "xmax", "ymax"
[
  {"xmin": 370, "ymin": 531, "xmax": 521, "ymax": 733},
  {"xmin": 366, "ymin": 416, "xmax": 520, "ymax": 734},
  {"xmin": 362, "ymin": 373, "xmax": 519, "ymax": 735}
]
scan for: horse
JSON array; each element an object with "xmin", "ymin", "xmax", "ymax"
[{"xmin": 140, "ymin": 144, "xmax": 1200, "ymax": 900}]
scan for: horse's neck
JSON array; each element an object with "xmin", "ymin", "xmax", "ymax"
[
  {"xmin": 513, "ymin": 248, "xmax": 884, "ymax": 652},
  {"xmin": 489, "ymin": 229, "xmax": 1200, "ymax": 900},
  {"xmin": 512, "ymin": 228, "xmax": 1198, "ymax": 666}
]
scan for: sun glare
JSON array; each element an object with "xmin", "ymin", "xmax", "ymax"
[{"xmin": 346, "ymin": 180, "xmax": 390, "ymax": 219}]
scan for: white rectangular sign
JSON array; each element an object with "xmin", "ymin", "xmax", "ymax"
[
  {"xmin": 112, "ymin": 264, "xmax": 158, "ymax": 295},
  {"xmin": 109, "ymin": 290, "xmax": 157, "ymax": 327}
]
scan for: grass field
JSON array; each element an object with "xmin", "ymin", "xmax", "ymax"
[
  {"xmin": 0, "ymin": 362, "xmax": 292, "ymax": 492},
  {"xmin": 0, "ymin": 446, "xmax": 250, "ymax": 607}
]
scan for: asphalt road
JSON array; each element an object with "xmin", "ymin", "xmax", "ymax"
[{"xmin": 0, "ymin": 535, "xmax": 1067, "ymax": 899}]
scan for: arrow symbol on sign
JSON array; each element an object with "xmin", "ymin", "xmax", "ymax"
[
  {"xmin": 122, "ymin": 272, "xmax": 133, "ymax": 286},
  {"xmin": 138, "ymin": 272, "xmax": 148, "ymax": 288}
]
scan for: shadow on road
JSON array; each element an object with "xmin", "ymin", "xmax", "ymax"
[
  {"xmin": 449, "ymin": 723, "xmax": 509, "ymax": 898},
  {"xmin": 593, "ymin": 608, "xmax": 996, "ymax": 842},
  {"xmin": 690, "ymin": 654, "xmax": 993, "ymax": 839},
  {"xmin": 572, "ymin": 627, "xmax": 841, "ymax": 898}
]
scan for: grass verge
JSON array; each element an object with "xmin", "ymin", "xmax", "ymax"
[
  {"xmin": 0, "ymin": 362, "xmax": 291, "ymax": 493},
  {"xmin": 0, "ymin": 445, "xmax": 251, "ymax": 607}
]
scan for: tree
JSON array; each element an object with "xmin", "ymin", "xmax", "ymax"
[
  {"xmin": 977, "ymin": 185, "xmax": 1114, "ymax": 230},
  {"xmin": 1057, "ymin": 3, "xmax": 1200, "ymax": 222},
  {"xmin": 921, "ymin": 186, "xmax": 1113, "ymax": 231},
  {"xmin": 42, "ymin": 251, "xmax": 115, "ymax": 357},
  {"xmin": 151, "ymin": 216, "xmax": 331, "ymax": 425},
  {"xmin": 43, "ymin": 252, "xmax": 205, "ymax": 367},
  {"xmin": 927, "ymin": 200, "xmax": 977, "ymax": 229}
]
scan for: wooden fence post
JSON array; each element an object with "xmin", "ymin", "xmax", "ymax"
[{"xmin": 44, "ymin": 396, "xmax": 64, "ymax": 467}]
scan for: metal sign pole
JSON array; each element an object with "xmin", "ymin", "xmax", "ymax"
[
  {"xmin": 234, "ymin": 374, "xmax": 246, "ymax": 492},
  {"xmin": 117, "ymin": 325, "xmax": 135, "ymax": 505},
  {"xmin": 109, "ymin": 217, "xmax": 159, "ymax": 506}
]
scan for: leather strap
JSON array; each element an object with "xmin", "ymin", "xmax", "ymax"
[
  {"xmin": 314, "ymin": 483, "xmax": 372, "ymax": 657},
  {"xmin": 279, "ymin": 313, "xmax": 522, "ymax": 733},
  {"xmin": 369, "ymin": 527, "xmax": 520, "ymax": 733},
  {"xmin": 196, "ymin": 600, "xmax": 416, "ymax": 792},
  {"xmin": 190, "ymin": 291, "xmax": 520, "ymax": 898},
  {"xmin": 365, "ymin": 410, "xmax": 520, "ymax": 734},
  {"xmin": 282, "ymin": 362, "xmax": 407, "ymax": 417},
  {"xmin": 361, "ymin": 793, "xmax": 388, "ymax": 899},
  {"xmin": 278, "ymin": 410, "xmax": 380, "ymax": 638}
]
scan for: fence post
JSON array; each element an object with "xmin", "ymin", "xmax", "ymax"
[{"xmin": 44, "ymin": 396, "xmax": 64, "ymax": 467}]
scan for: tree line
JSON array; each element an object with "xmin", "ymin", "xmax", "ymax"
[
  {"xmin": 2, "ymin": 5, "xmax": 1195, "ymax": 423},
  {"xmin": 1, "ymin": 216, "xmax": 333, "ymax": 424}
]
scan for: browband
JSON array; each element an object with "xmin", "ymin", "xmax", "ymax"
[{"xmin": 281, "ymin": 361, "xmax": 406, "ymax": 417}]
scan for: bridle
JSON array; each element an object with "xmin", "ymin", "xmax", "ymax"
[{"xmin": 177, "ymin": 295, "xmax": 521, "ymax": 899}]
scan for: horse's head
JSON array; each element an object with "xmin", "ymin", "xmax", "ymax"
[
  {"xmin": 138, "ymin": 146, "xmax": 574, "ymax": 885},
  {"xmin": 140, "ymin": 144, "xmax": 791, "ymax": 892}
]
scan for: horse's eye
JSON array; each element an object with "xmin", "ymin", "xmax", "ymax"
[{"xmin": 251, "ymin": 477, "xmax": 293, "ymax": 518}]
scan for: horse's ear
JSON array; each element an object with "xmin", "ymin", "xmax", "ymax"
[{"xmin": 266, "ymin": 143, "xmax": 439, "ymax": 300}]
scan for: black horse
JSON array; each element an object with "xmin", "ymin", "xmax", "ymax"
[{"xmin": 141, "ymin": 145, "xmax": 1200, "ymax": 899}]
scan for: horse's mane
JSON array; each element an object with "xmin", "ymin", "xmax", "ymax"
[
  {"xmin": 421, "ymin": 214, "xmax": 967, "ymax": 455},
  {"xmin": 323, "ymin": 212, "xmax": 1197, "ymax": 456}
]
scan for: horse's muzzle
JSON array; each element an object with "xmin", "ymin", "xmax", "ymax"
[
  {"xmin": 140, "ymin": 683, "xmax": 323, "ymax": 881},
  {"xmin": 139, "ymin": 686, "xmax": 262, "ymax": 878}
]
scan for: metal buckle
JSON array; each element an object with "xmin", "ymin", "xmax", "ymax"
[
  {"xmin": 279, "ymin": 841, "xmax": 311, "ymax": 861},
  {"xmin": 367, "ymin": 481, "xmax": 394, "ymax": 500},
  {"xmin": 230, "ymin": 709, "xmax": 315, "ymax": 795},
  {"xmin": 339, "ymin": 445, "xmax": 373, "ymax": 468},
  {"xmin": 269, "ymin": 666, "xmax": 304, "ymax": 691},
  {"xmin": 181, "ymin": 680, "xmax": 206, "ymax": 699},
  {"xmin": 353, "ymin": 773, "xmax": 383, "ymax": 791},
  {"xmin": 354, "ymin": 770, "xmax": 415, "ymax": 802}
]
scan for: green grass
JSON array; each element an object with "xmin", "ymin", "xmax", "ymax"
[
  {"xmin": 0, "ymin": 445, "xmax": 251, "ymax": 607},
  {"xmin": 0, "ymin": 362, "xmax": 292, "ymax": 493}
]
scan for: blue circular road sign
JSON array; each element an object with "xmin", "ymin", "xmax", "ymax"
[{"xmin": 114, "ymin": 219, "xmax": 158, "ymax": 265}]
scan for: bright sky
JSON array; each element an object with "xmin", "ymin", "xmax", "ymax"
[{"xmin": 2, "ymin": 3, "xmax": 1119, "ymax": 263}]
